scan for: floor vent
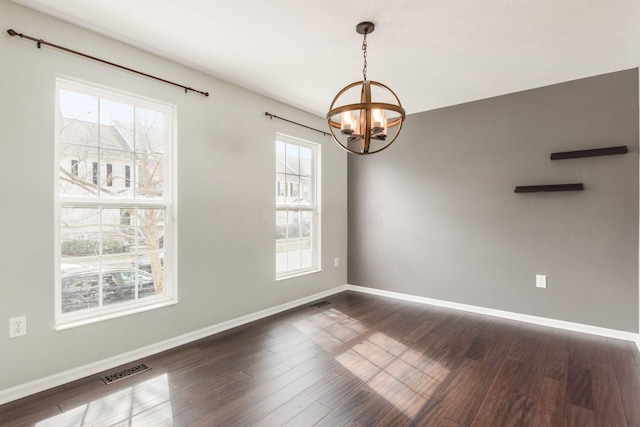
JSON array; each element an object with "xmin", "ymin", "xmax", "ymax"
[
  {"xmin": 310, "ymin": 300, "xmax": 331, "ymax": 308},
  {"xmin": 101, "ymin": 363, "xmax": 151, "ymax": 384}
]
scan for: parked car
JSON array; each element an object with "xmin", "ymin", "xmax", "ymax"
[
  {"xmin": 61, "ymin": 267, "xmax": 156, "ymax": 313},
  {"xmin": 136, "ymin": 253, "xmax": 164, "ymax": 274}
]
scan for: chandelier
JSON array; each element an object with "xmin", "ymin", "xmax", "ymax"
[{"xmin": 327, "ymin": 22, "xmax": 406, "ymax": 155}]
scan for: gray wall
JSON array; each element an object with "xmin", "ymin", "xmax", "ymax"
[
  {"xmin": 349, "ymin": 69, "xmax": 639, "ymax": 332},
  {"xmin": 0, "ymin": 0, "xmax": 347, "ymax": 391}
]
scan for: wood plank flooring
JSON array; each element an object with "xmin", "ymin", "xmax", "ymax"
[{"xmin": 1, "ymin": 291, "xmax": 639, "ymax": 426}]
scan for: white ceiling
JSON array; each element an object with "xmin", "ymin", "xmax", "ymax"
[{"xmin": 12, "ymin": 0, "xmax": 640, "ymax": 116}]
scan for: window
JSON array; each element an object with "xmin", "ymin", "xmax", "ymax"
[
  {"xmin": 125, "ymin": 165, "xmax": 131, "ymax": 188},
  {"xmin": 106, "ymin": 163, "xmax": 113, "ymax": 186},
  {"xmin": 55, "ymin": 79, "xmax": 176, "ymax": 328},
  {"xmin": 275, "ymin": 133, "xmax": 320, "ymax": 278}
]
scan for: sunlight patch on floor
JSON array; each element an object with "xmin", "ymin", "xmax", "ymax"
[
  {"xmin": 294, "ymin": 307, "xmax": 450, "ymax": 418},
  {"xmin": 35, "ymin": 373, "xmax": 172, "ymax": 426}
]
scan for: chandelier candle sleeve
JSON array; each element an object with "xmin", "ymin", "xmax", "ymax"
[
  {"xmin": 326, "ymin": 22, "xmax": 405, "ymax": 155},
  {"xmin": 341, "ymin": 110, "xmax": 356, "ymax": 135}
]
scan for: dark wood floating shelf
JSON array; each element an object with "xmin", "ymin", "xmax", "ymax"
[
  {"xmin": 514, "ymin": 183, "xmax": 584, "ymax": 193},
  {"xmin": 550, "ymin": 146, "xmax": 627, "ymax": 160}
]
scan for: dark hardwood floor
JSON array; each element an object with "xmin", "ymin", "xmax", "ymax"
[{"xmin": 1, "ymin": 291, "xmax": 639, "ymax": 426}]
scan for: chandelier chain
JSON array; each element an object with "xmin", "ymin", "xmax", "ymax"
[{"xmin": 362, "ymin": 32, "xmax": 368, "ymax": 81}]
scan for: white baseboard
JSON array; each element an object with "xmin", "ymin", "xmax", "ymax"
[
  {"xmin": 346, "ymin": 284, "xmax": 640, "ymax": 344},
  {"xmin": 0, "ymin": 285, "xmax": 347, "ymax": 406},
  {"xmin": 2, "ymin": 283, "xmax": 637, "ymax": 405}
]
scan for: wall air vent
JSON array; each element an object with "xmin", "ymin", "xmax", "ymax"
[{"xmin": 101, "ymin": 363, "xmax": 151, "ymax": 384}]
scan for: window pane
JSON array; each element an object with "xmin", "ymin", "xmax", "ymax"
[
  {"xmin": 286, "ymin": 175, "xmax": 300, "ymax": 205},
  {"xmin": 135, "ymin": 107, "xmax": 164, "ymax": 154},
  {"xmin": 59, "ymin": 144, "xmax": 99, "ymax": 197},
  {"xmin": 301, "ymin": 211, "xmax": 312, "ymax": 238},
  {"xmin": 137, "ymin": 251, "xmax": 164, "ymax": 296},
  {"xmin": 276, "ymin": 248, "xmax": 287, "ymax": 274},
  {"xmin": 286, "ymin": 143, "xmax": 299, "ymax": 174},
  {"xmin": 60, "ymin": 208, "xmax": 100, "ymax": 258},
  {"xmin": 300, "ymin": 147, "xmax": 311, "ymax": 177},
  {"xmin": 301, "ymin": 237, "xmax": 312, "ymax": 269},
  {"xmin": 102, "ymin": 208, "xmax": 134, "ymax": 256},
  {"xmin": 287, "ymin": 210, "xmax": 301, "ymax": 270},
  {"xmin": 137, "ymin": 208, "xmax": 165, "ymax": 250},
  {"xmin": 276, "ymin": 210, "xmax": 287, "ymax": 274},
  {"xmin": 100, "ymin": 150, "xmax": 134, "ymax": 198},
  {"xmin": 276, "ymin": 141, "xmax": 285, "ymax": 173},
  {"xmin": 301, "ymin": 211, "xmax": 312, "ymax": 269},
  {"xmin": 287, "ymin": 241, "xmax": 301, "ymax": 271},
  {"xmin": 61, "ymin": 268, "xmax": 99, "ymax": 313},
  {"xmin": 136, "ymin": 266, "xmax": 158, "ymax": 299},
  {"xmin": 102, "ymin": 254, "xmax": 137, "ymax": 306},
  {"xmin": 300, "ymin": 177, "xmax": 312, "ymax": 205},
  {"xmin": 58, "ymin": 89, "xmax": 98, "ymax": 147},
  {"xmin": 137, "ymin": 208, "xmax": 165, "ymax": 294},
  {"xmin": 100, "ymin": 99, "xmax": 134, "ymax": 150},
  {"xmin": 135, "ymin": 154, "xmax": 164, "ymax": 198},
  {"xmin": 287, "ymin": 210, "xmax": 300, "ymax": 239},
  {"xmin": 276, "ymin": 210, "xmax": 287, "ymax": 241},
  {"xmin": 276, "ymin": 173, "xmax": 286, "ymax": 204}
]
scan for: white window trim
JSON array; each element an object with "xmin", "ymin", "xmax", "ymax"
[
  {"xmin": 54, "ymin": 78, "xmax": 178, "ymax": 329},
  {"xmin": 275, "ymin": 133, "xmax": 321, "ymax": 280}
]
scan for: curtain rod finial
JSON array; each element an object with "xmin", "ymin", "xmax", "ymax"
[{"xmin": 7, "ymin": 29, "xmax": 18, "ymax": 36}]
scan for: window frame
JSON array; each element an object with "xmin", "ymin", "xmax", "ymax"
[
  {"xmin": 54, "ymin": 78, "xmax": 177, "ymax": 330},
  {"xmin": 275, "ymin": 133, "xmax": 321, "ymax": 280}
]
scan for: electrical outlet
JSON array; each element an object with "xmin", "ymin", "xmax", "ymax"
[
  {"xmin": 334, "ymin": 257, "xmax": 339, "ymax": 267},
  {"xmin": 536, "ymin": 275, "xmax": 547, "ymax": 289},
  {"xmin": 9, "ymin": 316, "xmax": 27, "ymax": 338}
]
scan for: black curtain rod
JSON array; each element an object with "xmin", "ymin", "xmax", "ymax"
[
  {"xmin": 265, "ymin": 112, "xmax": 330, "ymax": 136},
  {"xmin": 6, "ymin": 28, "xmax": 209, "ymax": 97}
]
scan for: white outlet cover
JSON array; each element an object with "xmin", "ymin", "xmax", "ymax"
[
  {"xmin": 536, "ymin": 275, "xmax": 547, "ymax": 289},
  {"xmin": 334, "ymin": 257, "xmax": 339, "ymax": 267},
  {"xmin": 9, "ymin": 316, "xmax": 27, "ymax": 338}
]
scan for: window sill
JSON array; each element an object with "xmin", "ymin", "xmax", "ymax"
[
  {"xmin": 55, "ymin": 298, "xmax": 177, "ymax": 331},
  {"xmin": 276, "ymin": 268, "xmax": 322, "ymax": 282}
]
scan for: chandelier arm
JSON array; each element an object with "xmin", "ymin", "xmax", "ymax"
[
  {"xmin": 327, "ymin": 119, "xmax": 342, "ymax": 129},
  {"xmin": 361, "ymin": 81, "xmax": 371, "ymax": 153},
  {"xmin": 387, "ymin": 117, "xmax": 403, "ymax": 127}
]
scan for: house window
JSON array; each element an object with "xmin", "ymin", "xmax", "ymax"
[
  {"xmin": 275, "ymin": 133, "xmax": 320, "ymax": 279},
  {"xmin": 56, "ymin": 79, "xmax": 176, "ymax": 328},
  {"xmin": 125, "ymin": 165, "xmax": 131, "ymax": 188},
  {"xmin": 106, "ymin": 163, "xmax": 113, "ymax": 186}
]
